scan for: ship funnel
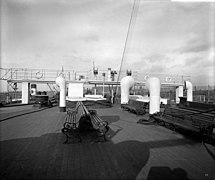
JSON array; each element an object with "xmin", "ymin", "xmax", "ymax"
[
  {"xmin": 146, "ymin": 77, "xmax": 161, "ymax": 114},
  {"xmin": 56, "ymin": 76, "xmax": 66, "ymax": 112},
  {"xmin": 184, "ymin": 80, "xmax": 193, "ymax": 102},
  {"xmin": 120, "ymin": 74, "xmax": 134, "ymax": 104}
]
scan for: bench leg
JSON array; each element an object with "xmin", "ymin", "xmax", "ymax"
[
  {"xmin": 75, "ymin": 131, "xmax": 82, "ymax": 143},
  {"xmin": 62, "ymin": 128, "xmax": 81, "ymax": 144},
  {"xmin": 94, "ymin": 125, "xmax": 109, "ymax": 142},
  {"xmin": 171, "ymin": 124, "xmax": 178, "ymax": 134},
  {"xmin": 199, "ymin": 127, "xmax": 207, "ymax": 144},
  {"xmin": 64, "ymin": 135, "xmax": 69, "ymax": 144},
  {"xmin": 68, "ymin": 130, "xmax": 82, "ymax": 143},
  {"xmin": 94, "ymin": 133, "xmax": 108, "ymax": 142},
  {"xmin": 103, "ymin": 134, "xmax": 107, "ymax": 141},
  {"xmin": 61, "ymin": 128, "xmax": 69, "ymax": 144}
]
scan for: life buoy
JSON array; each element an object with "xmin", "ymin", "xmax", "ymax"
[
  {"xmin": 144, "ymin": 75, "xmax": 149, "ymax": 81},
  {"xmin": 166, "ymin": 77, "xmax": 171, "ymax": 82},
  {"xmin": 36, "ymin": 71, "xmax": 43, "ymax": 79}
]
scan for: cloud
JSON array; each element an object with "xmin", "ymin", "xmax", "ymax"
[
  {"xmin": 79, "ymin": 33, "xmax": 100, "ymax": 42},
  {"xmin": 192, "ymin": 71, "xmax": 214, "ymax": 86},
  {"xmin": 175, "ymin": 33, "xmax": 214, "ymax": 54},
  {"xmin": 1, "ymin": 0, "xmax": 215, "ymax": 86},
  {"xmin": 182, "ymin": 43, "xmax": 213, "ymax": 53}
]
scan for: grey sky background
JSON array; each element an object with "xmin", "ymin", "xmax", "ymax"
[{"xmin": 1, "ymin": 0, "xmax": 215, "ymax": 86}]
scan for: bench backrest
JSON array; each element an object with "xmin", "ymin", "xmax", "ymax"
[
  {"xmin": 65, "ymin": 101, "xmax": 90, "ymax": 127},
  {"xmin": 89, "ymin": 113, "xmax": 104, "ymax": 129},
  {"xmin": 163, "ymin": 106, "xmax": 215, "ymax": 126},
  {"xmin": 77, "ymin": 101, "xmax": 90, "ymax": 114},
  {"xmin": 77, "ymin": 102, "xmax": 108, "ymax": 131},
  {"xmin": 128, "ymin": 99, "xmax": 148, "ymax": 109}
]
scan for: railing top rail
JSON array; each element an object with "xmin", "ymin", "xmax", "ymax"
[{"xmin": 0, "ymin": 68, "xmax": 191, "ymax": 84}]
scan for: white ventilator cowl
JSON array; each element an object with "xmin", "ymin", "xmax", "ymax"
[
  {"xmin": 56, "ymin": 76, "xmax": 66, "ymax": 108},
  {"xmin": 120, "ymin": 76, "xmax": 135, "ymax": 104},
  {"xmin": 146, "ymin": 77, "xmax": 161, "ymax": 114},
  {"xmin": 185, "ymin": 80, "xmax": 193, "ymax": 102}
]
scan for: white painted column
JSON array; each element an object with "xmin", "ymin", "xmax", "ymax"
[
  {"xmin": 107, "ymin": 68, "xmax": 111, "ymax": 81},
  {"xmin": 102, "ymin": 73, "xmax": 105, "ymax": 97},
  {"xmin": 56, "ymin": 76, "xmax": 66, "ymax": 112},
  {"xmin": 22, "ymin": 82, "xmax": 30, "ymax": 104},
  {"xmin": 175, "ymin": 86, "xmax": 183, "ymax": 103},
  {"xmin": 94, "ymin": 84, "xmax": 97, "ymax": 95}
]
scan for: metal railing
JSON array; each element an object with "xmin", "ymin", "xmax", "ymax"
[{"xmin": 0, "ymin": 68, "xmax": 190, "ymax": 85}]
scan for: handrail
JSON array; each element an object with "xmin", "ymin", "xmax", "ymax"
[{"xmin": 0, "ymin": 68, "xmax": 189, "ymax": 85}]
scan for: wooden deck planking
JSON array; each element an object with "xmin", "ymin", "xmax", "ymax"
[
  {"xmin": 98, "ymin": 143, "xmax": 117, "ymax": 180},
  {"xmin": 101, "ymin": 142, "xmax": 122, "ymax": 179},
  {"xmin": 1, "ymin": 105, "xmax": 215, "ymax": 180}
]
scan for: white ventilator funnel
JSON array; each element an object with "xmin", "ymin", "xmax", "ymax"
[
  {"xmin": 56, "ymin": 76, "xmax": 66, "ymax": 112},
  {"xmin": 175, "ymin": 86, "xmax": 183, "ymax": 103},
  {"xmin": 120, "ymin": 76, "xmax": 134, "ymax": 104},
  {"xmin": 185, "ymin": 80, "xmax": 193, "ymax": 102},
  {"xmin": 146, "ymin": 77, "xmax": 161, "ymax": 114}
]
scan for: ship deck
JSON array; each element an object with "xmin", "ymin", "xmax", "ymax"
[{"xmin": 0, "ymin": 105, "xmax": 214, "ymax": 180}]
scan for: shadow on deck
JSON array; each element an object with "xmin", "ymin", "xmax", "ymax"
[{"xmin": 0, "ymin": 131, "xmax": 197, "ymax": 180}]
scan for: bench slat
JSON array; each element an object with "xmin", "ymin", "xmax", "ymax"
[
  {"xmin": 62, "ymin": 101, "xmax": 109, "ymax": 143},
  {"xmin": 153, "ymin": 106, "xmax": 214, "ymax": 138}
]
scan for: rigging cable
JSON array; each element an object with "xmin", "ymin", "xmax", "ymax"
[{"xmin": 115, "ymin": 0, "xmax": 140, "ymax": 95}]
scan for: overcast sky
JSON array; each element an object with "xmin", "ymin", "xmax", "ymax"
[{"xmin": 1, "ymin": 0, "xmax": 215, "ymax": 86}]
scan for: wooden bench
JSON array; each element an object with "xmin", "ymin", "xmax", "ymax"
[
  {"xmin": 62, "ymin": 101, "xmax": 89, "ymax": 143},
  {"xmin": 153, "ymin": 106, "xmax": 215, "ymax": 139},
  {"xmin": 179, "ymin": 105, "xmax": 215, "ymax": 116},
  {"xmin": 179, "ymin": 100, "xmax": 215, "ymax": 115},
  {"xmin": 121, "ymin": 99, "xmax": 147, "ymax": 115},
  {"xmin": 61, "ymin": 101, "xmax": 109, "ymax": 143},
  {"xmin": 88, "ymin": 109, "xmax": 109, "ymax": 141}
]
